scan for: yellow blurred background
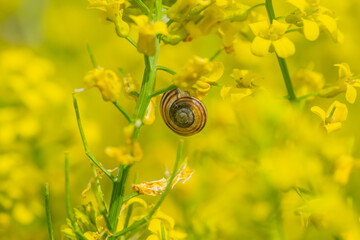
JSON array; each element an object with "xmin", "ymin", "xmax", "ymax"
[{"xmin": 1, "ymin": 0, "xmax": 360, "ymax": 239}]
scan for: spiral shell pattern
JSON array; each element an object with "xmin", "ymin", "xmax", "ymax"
[{"xmin": 160, "ymin": 89, "xmax": 207, "ymax": 136}]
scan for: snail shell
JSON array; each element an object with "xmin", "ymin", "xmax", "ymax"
[{"xmin": 160, "ymin": 89, "xmax": 207, "ymax": 136}]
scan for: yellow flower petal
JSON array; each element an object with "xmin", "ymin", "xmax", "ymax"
[
  {"xmin": 249, "ymin": 21, "xmax": 269, "ymax": 36},
  {"xmin": 333, "ymin": 155, "xmax": 354, "ymax": 185},
  {"xmin": 327, "ymin": 100, "xmax": 348, "ymax": 123},
  {"xmin": 132, "ymin": 178, "xmax": 167, "ymax": 196},
  {"xmin": 251, "ymin": 37, "xmax": 271, "ymax": 57},
  {"xmin": 272, "ymin": 37, "xmax": 295, "ymax": 58},
  {"xmin": 317, "ymin": 14, "xmax": 337, "ymax": 33},
  {"xmin": 324, "ymin": 122, "xmax": 342, "ymax": 134},
  {"xmin": 272, "ymin": 20, "xmax": 289, "ymax": 35},
  {"xmin": 220, "ymin": 86, "xmax": 232, "ymax": 99},
  {"xmin": 311, "ymin": 106, "xmax": 326, "ymax": 121},
  {"xmin": 230, "ymin": 89, "xmax": 252, "ymax": 101},
  {"xmin": 144, "ymin": 100, "xmax": 156, "ymax": 125},
  {"xmin": 303, "ymin": 19, "xmax": 319, "ymax": 41},
  {"xmin": 287, "ymin": 0, "xmax": 307, "ymax": 12},
  {"xmin": 346, "ymin": 85, "xmax": 357, "ymax": 104},
  {"xmin": 334, "ymin": 63, "xmax": 352, "ymax": 80}
]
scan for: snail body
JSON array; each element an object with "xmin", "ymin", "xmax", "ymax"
[{"xmin": 160, "ymin": 89, "xmax": 207, "ymax": 136}]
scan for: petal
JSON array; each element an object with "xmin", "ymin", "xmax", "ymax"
[
  {"xmin": 317, "ymin": 14, "xmax": 337, "ymax": 33},
  {"xmin": 130, "ymin": 15, "xmax": 148, "ymax": 28},
  {"xmin": 272, "ymin": 20, "xmax": 289, "ymax": 35},
  {"xmin": 327, "ymin": 100, "xmax": 348, "ymax": 122},
  {"xmin": 346, "ymin": 85, "xmax": 357, "ymax": 104},
  {"xmin": 324, "ymin": 122, "xmax": 342, "ymax": 134},
  {"xmin": 249, "ymin": 21, "xmax": 269, "ymax": 36},
  {"xmin": 220, "ymin": 86, "xmax": 232, "ymax": 99},
  {"xmin": 272, "ymin": 37, "xmax": 295, "ymax": 58},
  {"xmin": 208, "ymin": 62, "xmax": 224, "ymax": 82},
  {"xmin": 251, "ymin": 37, "xmax": 271, "ymax": 57},
  {"xmin": 334, "ymin": 63, "xmax": 352, "ymax": 79},
  {"xmin": 287, "ymin": 0, "xmax": 308, "ymax": 12},
  {"xmin": 153, "ymin": 21, "xmax": 168, "ymax": 35},
  {"xmin": 230, "ymin": 89, "xmax": 252, "ymax": 101},
  {"xmin": 302, "ymin": 19, "xmax": 319, "ymax": 41},
  {"xmin": 311, "ymin": 106, "xmax": 326, "ymax": 121}
]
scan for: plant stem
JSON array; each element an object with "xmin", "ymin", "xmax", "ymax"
[
  {"xmin": 113, "ymin": 140, "xmax": 184, "ymax": 237},
  {"xmin": 125, "ymin": 36, "xmax": 137, "ymax": 48},
  {"xmin": 86, "ymin": 43, "xmax": 97, "ymax": 68},
  {"xmin": 209, "ymin": 48, "xmax": 222, "ymax": 61},
  {"xmin": 151, "ymin": 85, "xmax": 177, "ymax": 98},
  {"xmin": 132, "ymin": 40, "xmax": 161, "ymax": 140},
  {"xmin": 265, "ymin": 0, "xmax": 297, "ymax": 102},
  {"xmin": 90, "ymin": 163, "xmax": 111, "ymax": 230},
  {"xmin": 113, "ymin": 102, "xmax": 133, "ymax": 123},
  {"xmin": 133, "ymin": 0, "xmax": 150, "ymax": 15},
  {"xmin": 247, "ymin": 3, "xmax": 265, "ymax": 15},
  {"xmin": 277, "ymin": 56, "xmax": 297, "ymax": 101},
  {"xmin": 108, "ymin": 165, "xmax": 131, "ymax": 234},
  {"xmin": 65, "ymin": 154, "xmax": 87, "ymax": 240},
  {"xmin": 72, "ymin": 94, "xmax": 115, "ymax": 181},
  {"xmin": 45, "ymin": 183, "xmax": 54, "ymax": 240},
  {"xmin": 156, "ymin": 66, "xmax": 177, "ymax": 75}
]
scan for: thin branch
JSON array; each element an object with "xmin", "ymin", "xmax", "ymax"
[
  {"xmin": 125, "ymin": 36, "xmax": 137, "ymax": 48},
  {"xmin": 113, "ymin": 140, "xmax": 184, "ymax": 237},
  {"xmin": 150, "ymin": 85, "xmax": 177, "ymax": 98},
  {"xmin": 65, "ymin": 154, "xmax": 87, "ymax": 240},
  {"xmin": 113, "ymin": 102, "xmax": 133, "ymax": 123},
  {"xmin": 156, "ymin": 66, "xmax": 177, "ymax": 75},
  {"xmin": 132, "ymin": 0, "xmax": 150, "ymax": 15},
  {"xmin": 72, "ymin": 94, "xmax": 115, "ymax": 181},
  {"xmin": 86, "ymin": 43, "xmax": 97, "ymax": 68},
  {"xmin": 45, "ymin": 183, "xmax": 54, "ymax": 240},
  {"xmin": 209, "ymin": 48, "xmax": 222, "ymax": 61}
]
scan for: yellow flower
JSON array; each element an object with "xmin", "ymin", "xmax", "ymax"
[
  {"xmin": 293, "ymin": 68, "xmax": 325, "ymax": 97},
  {"xmin": 133, "ymin": 164, "xmax": 194, "ymax": 196},
  {"xmin": 220, "ymin": 69, "xmax": 256, "ymax": 101},
  {"xmin": 147, "ymin": 211, "xmax": 187, "ymax": 240},
  {"xmin": 84, "ymin": 67, "xmax": 121, "ymax": 102},
  {"xmin": 167, "ymin": 0, "xmax": 211, "ymax": 22},
  {"xmin": 88, "ymin": 0, "xmax": 129, "ymax": 37},
  {"xmin": 122, "ymin": 73, "xmax": 138, "ymax": 99},
  {"xmin": 311, "ymin": 100, "xmax": 348, "ymax": 134},
  {"xmin": 333, "ymin": 155, "xmax": 354, "ymax": 185},
  {"xmin": 173, "ymin": 56, "xmax": 224, "ymax": 99},
  {"xmin": 105, "ymin": 142, "xmax": 143, "ymax": 164},
  {"xmin": 131, "ymin": 15, "xmax": 168, "ymax": 56},
  {"xmin": 286, "ymin": 0, "xmax": 344, "ymax": 42},
  {"xmin": 249, "ymin": 20, "xmax": 295, "ymax": 58},
  {"xmin": 334, "ymin": 63, "xmax": 360, "ymax": 104}
]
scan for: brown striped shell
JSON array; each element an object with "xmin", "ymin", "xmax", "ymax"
[{"xmin": 160, "ymin": 89, "xmax": 207, "ymax": 136}]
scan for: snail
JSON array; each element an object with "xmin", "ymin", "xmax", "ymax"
[{"xmin": 160, "ymin": 89, "xmax": 207, "ymax": 136}]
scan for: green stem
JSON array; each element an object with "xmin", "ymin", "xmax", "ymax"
[
  {"xmin": 209, "ymin": 48, "xmax": 222, "ymax": 61},
  {"xmin": 86, "ymin": 43, "xmax": 97, "ymax": 68},
  {"xmin": 132, "ymin": 39, "xmax": 161, "ymax": 140},
  {"xmin": 90, "ymin": 163, "xmax": 111, "ymax": 230},
  {"xmin": 125, "ymin": 36, "xmax": 137, "ymax": 48},
  {"xmin": 156, "ymin": 66, "xmax": 176, "ymax": 75},
  {"xmin": 151, "ymin": 85, "xmax": 177, "ymax": 98},
  {"xmin": 123, "ymin": 192, "xmax": 139, "ymax": 202},
  {"xmin": 285, "ymin": 28, "xmax": 302, "ymax": 34},
  {"xmin": 72, "ymin": 94, "xmax": 114, "ymax": 181},
  {"xmin": 276, "ymin": 56, "xmax": 297, "ymax": 101},
  {"xmin": 113, "ymin": 140, "xmax": 184, "ymax": 237},
  {"xmin": 45, "ymin": 183, "xmax": 54, "ymax": 240},
  {"xmin": 297, "ymin": 92, "xmax": 319, "ymax": 101},
  {"xmin": 65, "ymin": 154, "xmax": 87, "ymax": 240},
  {"xmin": 132, "ymin": 0, "xmax": 150, "ymax": 15},
  {"xmin": 265, "ymin": 0, "xmax": 297, "ymax": 102},
  {"xmin": 247, "ymin": 3, "xmax": 265, "ymax": 15},
  {"xmin": 113, "ymin": 102, "xmax": 133, "ymax": 123},
  {"xmin": 265, "ymin": 0, "xmax": 275, "ymax": 23},
  {"xmin": 108, "ymin": 165, "xmax": 131, "ymax": 234}
]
